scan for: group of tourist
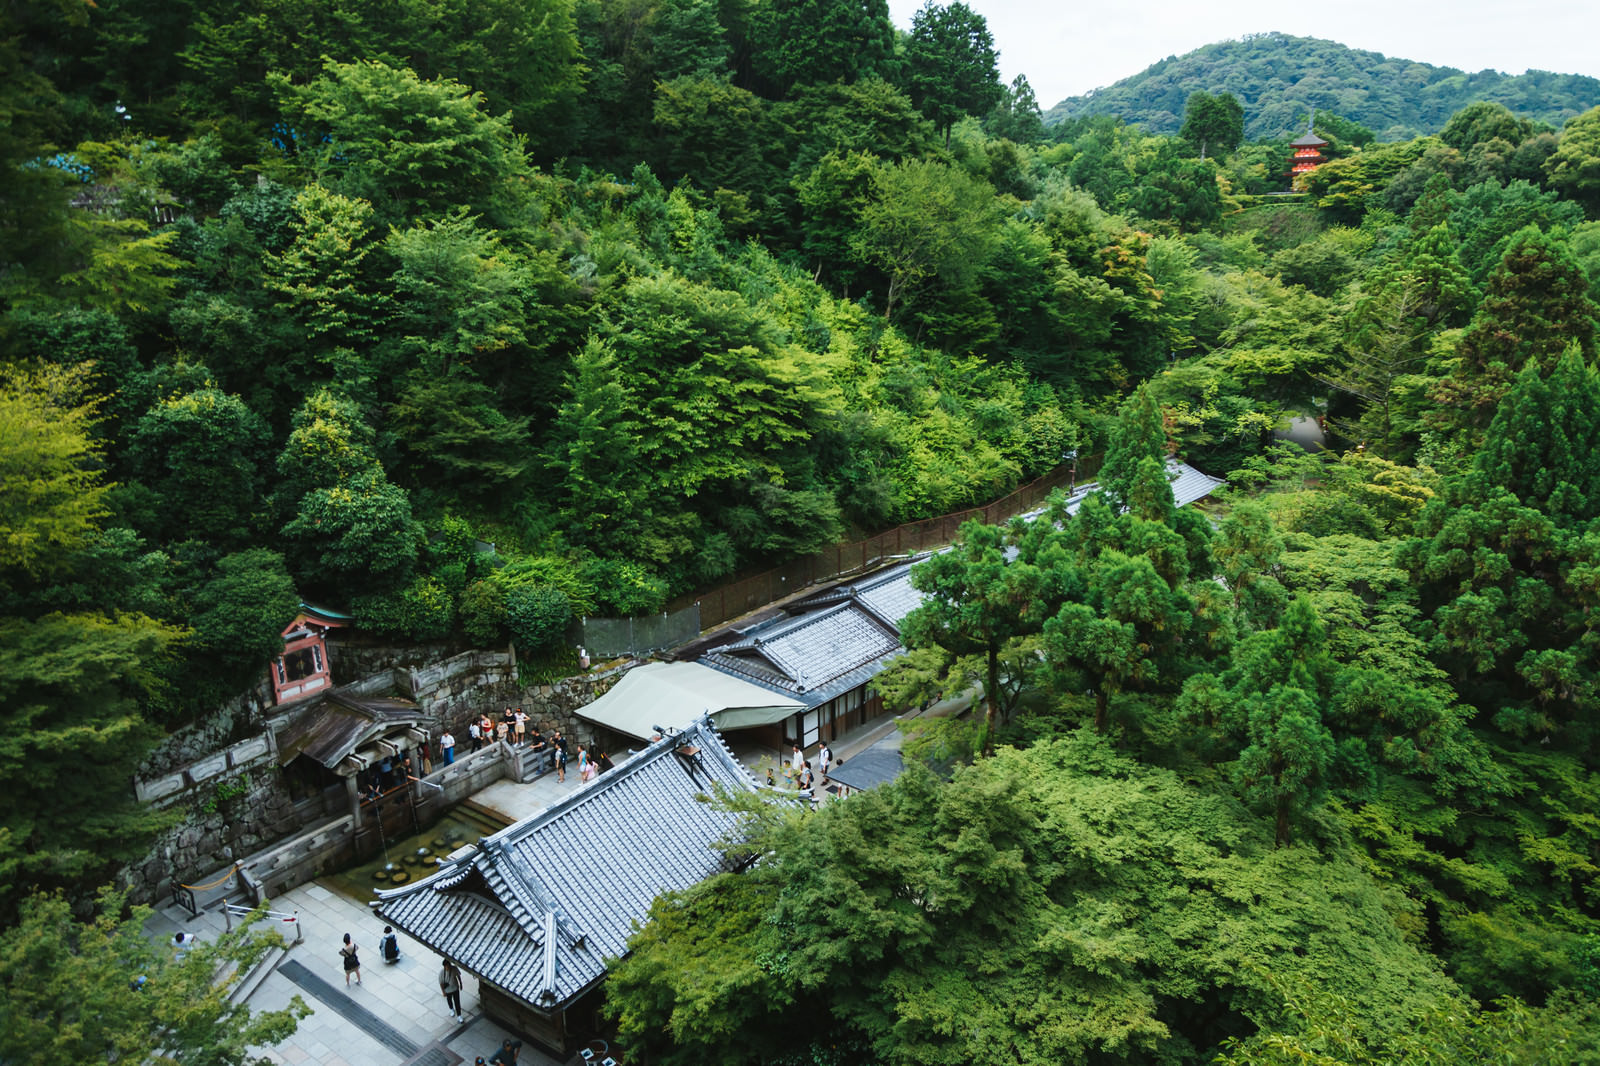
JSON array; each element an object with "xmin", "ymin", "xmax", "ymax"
[
  {"xmin": 434, "ymin": 709, "xmax": 621, "ymax": 787},
  {"xmin": 784, "ymin": 741, "xmax": 832, "ymax": 792},
  {"xmin": 336, "ymin": 931, "xmax": 522, "ymax": 1065}
]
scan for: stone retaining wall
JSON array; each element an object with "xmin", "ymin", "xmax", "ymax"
[{"xmin": 121, "ymin": 650, "xmax": 636, "ymax": 907}]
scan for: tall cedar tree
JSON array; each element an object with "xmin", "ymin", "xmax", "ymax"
[{"xmin": 904, "ymin": 1, "xmax": 1003, "ymax": 148}]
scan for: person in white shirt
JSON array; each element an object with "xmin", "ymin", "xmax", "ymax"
[{"xmin": 440, "ymin": 730, "xmax": 455, "ymax": 764}]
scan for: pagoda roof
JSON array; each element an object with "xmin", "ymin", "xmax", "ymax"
[{"xmin": 1291, "ymin": 130, "xmax": 1328, "ymax": 147}]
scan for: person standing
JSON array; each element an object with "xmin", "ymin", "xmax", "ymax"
[
  {"xmin": 513, "ymin": 708, "xmax": 527, "ymax": 746},
  {"xmin": 467, "ymin": 718, "xmax": 481, "ymax": 753},
  {"xmin": 495, "ymin": 710, "xmax": 511, "ymax": 746},
  {"xmin": 819, "ymin": 743, "xmax": 832, "ymax": 778},
  {"xmin": 340, "ymin": 933, "xmax": 361, "ymax": 987},
  {"xmin": 551, "ymin": 731, "xmax": 569, "ymax": 783},
  {"xmin": 790, "ymin": 743, "xmax": 803, "ymax": 777},
  {"xmin": 489, "ymin": 1038, "xmax": 522, "ymax": 1065},
  {"xmin": 441, "ymin": 730, "xmax": 455, "ymax": 765},
  {"xmin": 799, "ymin": 761, "xmax": 813, "ymax": 791},
  {"xmin": 438, "ymin": 958, "xmax": 464, "ymax": 1021}
]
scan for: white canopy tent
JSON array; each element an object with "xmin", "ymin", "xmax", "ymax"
[{"xmin": 575, "ymin": 661, "xmax": 804, "ymax": 741}]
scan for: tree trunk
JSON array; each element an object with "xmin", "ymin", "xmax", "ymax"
[
  {"xmin": 983, "ymin": 643, "xmax": 1000, "ymax": 757},
  {"xmin": 1275, "ymin": 796, "xmax": 1292, "ymax": 848},
  {"xmin": 1094, "ymin": 688, "xmax": 1108, "ymax": 734}
]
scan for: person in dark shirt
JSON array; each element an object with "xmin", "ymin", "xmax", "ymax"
[{"xmin": 488, "ymin": 1038, "xmax": 521, "ymax": 1064}]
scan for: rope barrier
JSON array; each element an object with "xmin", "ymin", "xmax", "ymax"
[{"xmin": 179, "ymin": 862, "xmax": 241, "ymax": 892}]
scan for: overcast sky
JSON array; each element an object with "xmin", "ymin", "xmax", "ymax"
[{"xmin": 885, "ymin": 0, "xmax": 1600, "ymax": 109}]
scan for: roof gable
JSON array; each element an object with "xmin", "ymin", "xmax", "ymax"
[{"xmin": 702, "ymin": 600, "xmax": 901, "ymax": 697}]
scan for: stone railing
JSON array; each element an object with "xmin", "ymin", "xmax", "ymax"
[{"xmin": 135, "ymin": 733, "xmax": 277, "ymax": 807}]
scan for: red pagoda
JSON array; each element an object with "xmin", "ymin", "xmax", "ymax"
[{"xmin": 1290, "ymin": 120, "xmax": 1328, "ymax": 178}]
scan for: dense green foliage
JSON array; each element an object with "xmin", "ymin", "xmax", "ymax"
[
  {"xmin": 5, "ymin": 4, "xmax": 1600, "ymax": 1061},
  {"xmin": 0, "ymin": 889, "xmax": 310, "ymax": 1065},
  {"xmin": 1045, "ymin": 32, "xmax": 1600, "ymax": 141}
]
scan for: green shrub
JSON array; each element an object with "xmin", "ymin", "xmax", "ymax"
[
  {"xmin": 504, "ymin": 584, "xmax": 572, "ymax": 652},
  {"xmin": 353, "ymin": 575, "xmax": 455, "ymax": 641},
  {"xmin": 459, "ymin": 578, "xmax": 506, "ymax": 646},
  {"xmin": 581, "ymin": 556, "xmax": 669, "ymax": 615}
]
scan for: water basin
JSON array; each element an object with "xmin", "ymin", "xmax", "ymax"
[{"xmin": 322, "ymin": 803, "xmax": 509, "ymax": 904}]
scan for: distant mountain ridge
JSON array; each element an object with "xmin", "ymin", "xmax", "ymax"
[{"xmin": 1043, "ymin": 32, "xmax": 1600, "ymax": 141}]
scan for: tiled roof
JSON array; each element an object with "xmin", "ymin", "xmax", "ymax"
[
  {"xmin": 793, "ymin": 559, "xmax": 924, "ymax": 628},
  {"xmin": 1166, "ymin": 459, "xmax": 1227, "ymax": 508},
  {"xmin": 701, "ymin": 601, "xmax": 901, "ymax": 703},
  {"xmin": 376, "ymin": 717, "xmax": 758, "ymax": 1010},
  {"xmin": 828, "ymin": 745, "xmax": 904, "ymax": 793}
]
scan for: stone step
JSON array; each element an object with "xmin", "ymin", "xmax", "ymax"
[{"xmin": 228, "ymin": 943, "xmax": 288, "ymax": 1005}]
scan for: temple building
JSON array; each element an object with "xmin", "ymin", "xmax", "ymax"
[{"xmin": 375, "ymin": 716, "xmax": 762, "ymax": 1055}]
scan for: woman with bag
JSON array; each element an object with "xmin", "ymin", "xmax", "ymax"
[
  {"xmin": 340, "ymin": 932, "xmax": 362, "ymax": 986},
  {"xmin": 439, "ymin": 958, "xmax": 464, "ymax": 1021}
]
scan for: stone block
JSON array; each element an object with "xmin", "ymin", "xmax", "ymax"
[
  {"xmin": 135, "ymin": 773, "xmax": 185, "ymax": 803},
  {"xmin": 230, "ymin": 736, "xmax": 269, "ymax": 766},
  {"xmin": 188, "ymin": 753, "xmax": 228, "ymax": 783}
]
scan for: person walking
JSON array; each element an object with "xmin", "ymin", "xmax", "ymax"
[
  {"xmin": 799, "ymin": 761, "xmax": 813, "ymax": 791},
  {"xmin": 440, "ymin": 729, "xmax": 455, "ymax": 765},
  {"xmin": 340, "ymin": 933, "xmax": 362, "ymax": 987},
  {"xmin": 467, "ymin": 718, "xmax": 481, "ymax": 753},
  {"xmin": 438, "ymin": 958, "xmax": 464, "ymax": 1021},
  {"xmin": 819, "ymin": 743, "xmax": 832, "ymax": 778}
]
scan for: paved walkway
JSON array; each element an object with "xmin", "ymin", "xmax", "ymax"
[
  {"xmin": 147, "ymin": 766, "xmax": 592, "ymax": 1066},
  {"xmin": 145, "ymin": 694, "xmax": 974, "ymax": 1066}
]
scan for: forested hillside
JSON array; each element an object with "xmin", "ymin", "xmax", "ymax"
[
  {"xmin": 1045, "ymin": 32, "xmax": 1600, "ymax": 140},
  {"xmin": 4, "ymin": 0, "xmax": 1600, "ymax": 1062}
]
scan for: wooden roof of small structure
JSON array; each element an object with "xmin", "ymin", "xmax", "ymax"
[{"xmin": 274, "ymin": 690, "xmax": 428, "ymax": 772}]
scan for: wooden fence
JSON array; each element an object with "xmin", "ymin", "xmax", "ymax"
[{"xmin": 672, "ymin": 453, "xmax": 1104, "ymax": 631}]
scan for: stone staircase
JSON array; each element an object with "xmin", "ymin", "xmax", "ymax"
[{"xmin": 513, "ymin": 742, "xmax": 557, "ymax": 782}]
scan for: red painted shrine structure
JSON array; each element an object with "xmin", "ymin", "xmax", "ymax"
[
  {"xmin": 270, "ymin": 603, "xmax": 350, "ymax": 705},
  {"xmin": 1290, "ymin": 122, "xmax": 1328, "ymax": 179}
]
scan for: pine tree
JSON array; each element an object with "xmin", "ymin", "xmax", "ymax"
[
  {"xmin": 1097, "ymin": 385, "xmax": 1169, "ymax": 513},
  {"xmin": 1474, "ymin": 348, "xmax": 1600, "ymax": 526},
  {"xmin": 1430, "ymin": 225, "xmax": 1599, "ymax": 440}
]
